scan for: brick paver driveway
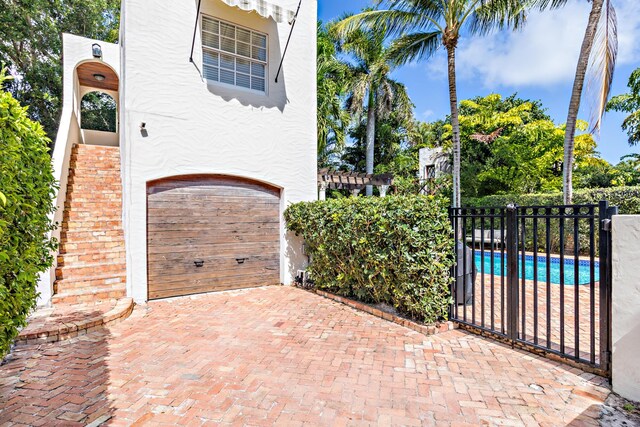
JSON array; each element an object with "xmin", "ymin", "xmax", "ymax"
[{"xmin": 0, "ymin": 286, "xmax": 609, "ymax": 426}]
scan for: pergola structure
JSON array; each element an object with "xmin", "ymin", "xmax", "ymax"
[{"xmin": 317, "ymin": 169, "xmax": 394, "ymax": 199}]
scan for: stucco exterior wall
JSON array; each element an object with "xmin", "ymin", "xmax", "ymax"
[
  {"xmin": 611, "ymin": 215, "xmax": 640, "ymax": 402},
  {"xmin": 120, "ymin": 0, "xmax": 317, "ymax": 302},
  {"xmin": 38, "ymin": 34, "xmax": 120, "ymax": 306}
]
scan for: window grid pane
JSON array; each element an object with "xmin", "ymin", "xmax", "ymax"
[{"xmin": 201, "ymin": 16, "xmax": 267, "ymax": 93}]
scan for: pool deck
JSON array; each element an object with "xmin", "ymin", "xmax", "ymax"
[{"xmin": 455, "ymin": 275, "xmax": 602, "ymax": 368}]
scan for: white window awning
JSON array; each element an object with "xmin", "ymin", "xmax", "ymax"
[{"xmin": 217, "ymin": 0, "xmax": 296, "ymax": 24}]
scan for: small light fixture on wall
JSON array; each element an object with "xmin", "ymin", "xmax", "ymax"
[
  {"xmin": 92, "ymin": 43, "xmax": 102, "ymax": 59},
  {"xmin": 93, "ymin": 73, "xmax": 106, "ymax": 82}
]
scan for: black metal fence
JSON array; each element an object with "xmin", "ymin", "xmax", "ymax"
[{"xmin": 449, "ymin": 201, "xmax": 616, "ymax": 376}]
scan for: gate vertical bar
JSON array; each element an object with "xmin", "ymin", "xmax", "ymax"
[
  {"xmin": 599, "ymin": 201, "xmax": 616, "ymax": 373},
  {"xmin": 506, "ymin": 205, "xmax": 519, "ymax": 341}
]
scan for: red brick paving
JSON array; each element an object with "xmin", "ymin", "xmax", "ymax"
[{"xmin": 0, "ymin": 286, "xmax": 609, "ymax": 426}]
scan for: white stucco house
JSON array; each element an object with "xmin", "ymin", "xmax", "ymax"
[{"xmin": 39, "ymin": 0, "xmax": 317, "ymax": 306}]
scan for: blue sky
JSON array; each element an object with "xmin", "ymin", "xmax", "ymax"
[{"xmin": 317, "ymin": 0, "xmax": 640, "ymax": 164}]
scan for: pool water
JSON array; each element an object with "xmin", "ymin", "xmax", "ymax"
[{"xmin": 473, "ymin": 251, "xmax": 599, "ymax": 285}]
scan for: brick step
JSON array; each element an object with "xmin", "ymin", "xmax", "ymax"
[
  {"xmin": 65, "ymin": 187, "xmax": 121, "ymax": 194},
  {"xmin": 54, "ymin": 274, "xmax": 126, "ymax": 293},
  {"xmin": 68, "ymin": 167, "xmax": 121, "ymax": 175},
  {"xmin": 70, "ymin": 155, "xmax": 120, "ymax": 162},
  {"xmin": 58, "ymin": 250, "xmax": 126, "ymax": 266},
  {"xmin": 56, "ymin": 261, "xmax": 126, "ymax": 280},
  {"xmin": 62, "ymin": 211, "xmax": 122, "ymax": 222},
  {"xmin": 52, "ymin": 286, "xmax": 127, "ymax": 305},
  {"xmin": 59, "ymin": 240, "xmax": 125, "ymax": 254},
  {"xmin": 17, "ymin": 298, "xmax": 134, "ymax": 344},
  {"xmin": 60, "ymin": 229, "xmax": 124, "ymax": 241},
  {"xmin": 64, "ymin": 194, "xmax": 122, "ymax": 203},
  {"xmin": 70, "ymin": 152, "xmax": 120, "ymax": 159},
  {"xmin": 74, "ymin": 143, "xmax": 120, "ymax": 152},
  {"xmin": 66, "ymin": 172, "xmax": 120, "ymax": 179},
  {"xmin": 63, "ymin": 200, "xmax": 122, "ymax": 210},
  {"xmin": 60, "ymin": 219, "xmax": 122, "ymax": 229},
  {"xmin": 69, "ymin": 163, "xmax": 121, "ymax": 171}
]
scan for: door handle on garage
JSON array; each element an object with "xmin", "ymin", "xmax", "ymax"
[
  {"xmin": 235, "ymin": 258, "xmax": 248, "ymax": 264},
  {"xmin": 194, "ymin": 260, "xmax": 205, "ymax": 268}
]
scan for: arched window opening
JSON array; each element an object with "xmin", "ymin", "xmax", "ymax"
[{"xmin": 80, "ymin": 91, "xmax": 117, "ymax": 132}]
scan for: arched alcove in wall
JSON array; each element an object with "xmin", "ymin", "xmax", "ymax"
[{"xmin": 80, "ymin": 91, "xmax": 117, "ymax": 132}]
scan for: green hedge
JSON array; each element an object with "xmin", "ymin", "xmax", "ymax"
[
  {"xmin": 464, "ymin": 186, "xmax": 640, "ymax": 214},
  {"xmin": 284, "ymin": 196, "xmax": 454, "ymax": 323},
  {"xmin": 0, "ymin": 70, "xmax": 57, "ymax": 357}
]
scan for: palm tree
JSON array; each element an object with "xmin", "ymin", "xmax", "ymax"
[
  {"xmin": 539, "ymin": 0, "xmax": 618, "ymax": 203},
  {"xmin": 317, "ymin": 23, "xmax": 351, "ymax": 167},
  {"xmin": 332, "ymin": 13, "xmax": 412, "ymax": 196},
  {"xmin": 334, "ymin": 0, "xmax": 527, "ymax": 207}
]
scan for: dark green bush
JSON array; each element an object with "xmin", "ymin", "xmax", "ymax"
[
  {"xmin": 464, "ymin": 186, "xmax": 640, "ymax": 214},
  {"xmin": 284, "ymin": 196, "xmax": 454, "ymax": 323},
  {"xmin": 0, "ymin": 70, "xmax": 57, "ymax": 357}
]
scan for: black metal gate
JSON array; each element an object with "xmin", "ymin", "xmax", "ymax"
[{"xmin": 449, "ymin": 201, "xmax": 616, "ymax": 376}]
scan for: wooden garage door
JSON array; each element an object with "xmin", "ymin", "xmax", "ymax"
[{"xmin": 147, "ymin": 176, "xmax": 280, "ymax": 300}]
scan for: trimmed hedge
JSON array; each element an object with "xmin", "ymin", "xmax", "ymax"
[
  {"xmin": 464, "ymin": 186, "xmax": 640, "ymax": 214},
  {"xmin": 0, "ymin": 71, "xmax": 57, "ymax": 357},
  {"xmin": 284, "ymin": 196, "xmax": 454, "ymax": 323}
]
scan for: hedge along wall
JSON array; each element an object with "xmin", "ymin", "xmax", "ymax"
[
  {"xmin": 464, "ymin": 186, "xmax": 640, "ymax": 214},
  {"xmin": 0, "ymin": 71, "xmax": 57, "ymax": 357},
  {"xmin": 463, "ymin": 186, "xmax": 640, "ymax": 255},
  {"xmin": 284, "ymin": 196, "xmax": 454, "ymax": 323}
]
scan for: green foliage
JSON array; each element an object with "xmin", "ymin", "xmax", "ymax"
[
  {"xmin": 80, "ymin": 91, "xmax": 117, "ymax": 132},
  {"xmin": 607, "ymin": 67, "xmax": 640, "ymax": 146},
  {"xmin": 317, "ymin": 22, "xmax": 350, "ymax": 167},
  {"xmin": 0, "ymin": 70, "xmax": 57, "ymax": 357},
  {"xmin": 422, "ymin": 94, "xmax": 601, "ymax": 198},
  {"xmin": 464, "ymin": 186, "xmax": 640, "ymax": 215},
  {"xmin": 284, "ymin": 196, "xmax": 454, "ymax": 323},
  {"xmin": 0, "ymin": 0, "xmax": 120, "ymax": 141},
  {"xmin": 575, "ymin": 157, "xmax": 640, "ymax": 188}
]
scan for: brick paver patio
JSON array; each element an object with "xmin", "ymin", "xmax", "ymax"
[{"xmin": 0, "ymin": 286, "xmax": 610, "ymax": 426}]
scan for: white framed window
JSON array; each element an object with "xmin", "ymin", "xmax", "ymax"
[{"xmin": 201, "ymin": 15, "xmax": 268, "ymax": 94}]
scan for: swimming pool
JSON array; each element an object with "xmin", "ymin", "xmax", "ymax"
[{"xmin": 473, "ymin": 251, "xmax": 599, "ymax": 285}]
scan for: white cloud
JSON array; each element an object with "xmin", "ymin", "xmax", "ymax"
[
  {"xmin": 425, "ymin": 0, "xmax": 640, "ymax": 88},
  {"xmin": 421, "ymin": 109, "xmax": 434, "ymax": 119}
]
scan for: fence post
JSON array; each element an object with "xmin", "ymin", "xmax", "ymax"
[
  {"xmin": 599, "ymin": 200, "xmax": 617, "ymax": 374},
  {"xmin": 506, "ymin": 204, "xmax": 519, "ymax": 341}
]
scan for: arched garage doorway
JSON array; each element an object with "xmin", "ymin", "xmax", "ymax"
[{"xmin": 146, "ymin": 175, "xmax": 281, "ymax": 300}]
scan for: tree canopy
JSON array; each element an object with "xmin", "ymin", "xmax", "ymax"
[
  {"xmin": 607, "ymin": 67, "xmax": 640, "ymax": 146},
  {"xmin": 416, "ymin": 94, "xmax": 603, "ymax": 197}
]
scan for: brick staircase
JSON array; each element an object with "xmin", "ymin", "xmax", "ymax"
[{"xmin": 52, "ymin": 144, "xmax": 126, "ymax": 305}]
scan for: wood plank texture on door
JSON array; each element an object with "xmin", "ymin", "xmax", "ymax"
[{"xmin": 147, "ymin": 176, "xmax": 280, "ymax": 300}]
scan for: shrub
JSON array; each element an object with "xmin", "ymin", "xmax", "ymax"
[
  {"xmin": 0, "ymin": 70, "xmax": 57, "ymax": 357},
  {"xmin": 284, "ymin": 195, "xmax": 454, "ymax": 323},
  {"xmin": 464, "ymin": 186, "xmax": 640, "ymax": 214}
]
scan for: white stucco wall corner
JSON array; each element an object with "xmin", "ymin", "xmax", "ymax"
[{"xmin": 611, "ymin": 215, "xmax": 640, "ymax": 402}]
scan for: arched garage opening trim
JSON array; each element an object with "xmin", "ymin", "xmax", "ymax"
[
  {"xmin": 146, "ymin": 174, "xmax": 282, "ymax": 193},
  {"xmin": 146, "ymin": 174, "xmax": 282, "ymax": 301}
]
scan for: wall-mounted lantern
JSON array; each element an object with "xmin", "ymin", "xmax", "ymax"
[{"xmin": 92, "ymin": 43, "xmax": 102, "ymax": 59}]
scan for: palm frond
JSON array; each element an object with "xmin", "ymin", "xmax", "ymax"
[
  {"xmin": 586, "ymin": 0, "xmax": 618, "ymax": 132},
  {"xmin": 467, "ymin": 0, "xmax": 528, "ymax": 36},
  {"xmin": 532, "ymin": 0, "xmax": 570, "ymax": 11},
  {"xmin": 386, "ymin": 31, "xmax": 441, "ymax": 66},
  {"xmin": 333, "ymin": 7, "xmax": 443, "ymax": 40}
]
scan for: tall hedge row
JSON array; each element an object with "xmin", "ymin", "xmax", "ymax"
[
  {"xmin": 284, "ymin": 196, "xmax": 454, "ymax": 323},
  {"xmin": 0, "ymin": 71, "xmax": 57, "ymax": 357},
  {"xmin": 464, "ymin": 186, "xmax": 640, "ymax": 214}
]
